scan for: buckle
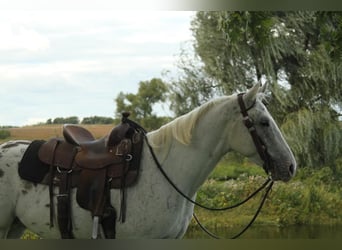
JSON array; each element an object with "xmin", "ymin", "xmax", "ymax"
[{"xmin": 243, "ymin": 116, "xmax": 254, "ymax": 129}]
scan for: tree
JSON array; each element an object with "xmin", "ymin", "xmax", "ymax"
[
  {"xmin": 51, "ymin": 116, "xmax": 80, "ymax": 124},
  {"xmin": 168, "ymin": 45, "xmax": 219, "ymax": 116},
  {"xmin": 81, "ymin": 116, "xmax": 114, "ymax": 124},
  {"xmin": 171, "ymin": 11, "xmax": 342, "ymax": 168},
  {"xmin": 0, "ymin": 129, "xmax": 11, "ymax": 139},
  {"xmin": 115, "ymin": 78, "xmax": 170, "ymax": 131}
]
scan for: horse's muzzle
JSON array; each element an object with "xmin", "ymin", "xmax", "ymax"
[{"xmin": 269, "ymin": 161, "xmax": 296, "ymax": 182}]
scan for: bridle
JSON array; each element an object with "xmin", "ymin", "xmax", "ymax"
[
  {"xmin": 237, "ymin": 93, "xmax": 272, "ymax": 176},
  {"xmin": 125, "ymin": 93, "xmax": 274, "ymax": 239}
]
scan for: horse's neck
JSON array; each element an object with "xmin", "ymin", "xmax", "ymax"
[{"xmin": 157, "ymin": 97, "xmax": 236, "ymax": 197}]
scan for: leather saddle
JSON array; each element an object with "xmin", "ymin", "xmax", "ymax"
[{"xmin": 37, "ymin": 112, "xmax": 145, "ymax": 238}]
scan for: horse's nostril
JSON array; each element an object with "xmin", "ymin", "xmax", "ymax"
[{"xmin": 289, "ymin": 164, "xmax": 295, "ymax": 176}]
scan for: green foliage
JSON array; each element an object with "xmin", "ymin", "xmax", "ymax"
[
  {"xmin": 171, "ymin": 11, "xmax": 342, "ymax": 170},
  {"xmin": 81, "ymin": 116, "xmax": 114, "ymax": 124},
  {"xmin": 47, "ymin": 116, "xmax": 80, "ymax": 124},
  {"xmin": 115, "ymin": 78, "xmax": 171, "ymax": 131},
  {"xmin": 209, "ymin": 157, "xmax": 265, "ymax": 181},
  {"xmin": 271, "ymin": 166, "xmax": 342, "ymax": 225},
  {"xmin": 193, "ymin": 160, "xmax": 342, "ymax": 228},
  {"xmin": 168, "ymin": 45, "xmax": 220, "ymax": 116},
  {"xmin": 281, "ymin": 107, "xmax": 342, "ymax": 168},
  {"xmin": 0, "ymin": 129, "xmax": 11, "ymax": 139},
  {"xmin": 21, "ymin": 230, "xmax": 40, "ymax": 239}
]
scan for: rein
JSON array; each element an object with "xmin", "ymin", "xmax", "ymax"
[
  {"xmin": 125, "ymin": 93, "xmax": 274, "ymax": 239},
  {"xmin": 144, "ymin": 135, "xmax": 271, "ymax": 211}
]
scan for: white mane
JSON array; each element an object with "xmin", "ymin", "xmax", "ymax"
[{"xmin": 148, "ymin": 96, "xmax": 230, "ymax": 148}]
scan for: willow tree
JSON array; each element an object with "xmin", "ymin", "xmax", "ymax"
[{"xmin": 171, "ymin": 11, "xmax": 342, "ymax": 169}]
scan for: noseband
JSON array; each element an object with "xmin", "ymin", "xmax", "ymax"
[{"xmin": 237, "ymin": 93, "xmax": 271, "ymax": 175}]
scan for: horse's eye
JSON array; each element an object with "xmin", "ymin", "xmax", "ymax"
[{"xmin": 260, "ymin": 120, "xmax": 270, "ymax": 127}]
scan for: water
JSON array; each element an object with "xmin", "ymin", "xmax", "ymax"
[{"xmin": 184, "ymin": 225, "xmax": 342, "ymax": 239}]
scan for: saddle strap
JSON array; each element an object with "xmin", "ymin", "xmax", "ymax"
[
  {"xmin": 57, "ymin": 169, "xmax": 74, "ymax": 239},
  {"xmin": 54, "ymin": 146, "xmax": 78, "ymax": 239},
  {"xmin": 48, "ymin": 140, "xmax": 60, "ymax": 228},
  {"xmin": 57, "ymin": 147, "xmax": 78, "ymax": 239}
]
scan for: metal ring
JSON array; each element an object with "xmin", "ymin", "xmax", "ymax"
[
  {"xmin": 57, "ymin": 166, "xmax": 73, "ymax": 174},
  {"xmin": 125, "ymin": 154, "xmax": 133, "ymax": 162}
]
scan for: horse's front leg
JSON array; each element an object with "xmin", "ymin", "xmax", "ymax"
[{"xmin": 0, "ymin": 214, "xmax": 16, "ymax": 239}]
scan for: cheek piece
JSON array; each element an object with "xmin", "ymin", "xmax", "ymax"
[{"xmin": 237, "ymin": 93, "xmax": 271, "ymax": 176}]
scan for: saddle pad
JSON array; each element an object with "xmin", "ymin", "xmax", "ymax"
[{"xmin": 19, "ymin": 140, "xmax": 50, "ymax": 183}]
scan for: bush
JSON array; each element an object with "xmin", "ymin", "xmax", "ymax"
[
  {"xmin": 0, "ymin": 129, "xmax": 11, "ymax": 139},
  {"xmin": 193, "ymin": 160, "xmax": 342, "ymax": 228}
]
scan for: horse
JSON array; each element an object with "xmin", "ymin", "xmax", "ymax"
[{"xmin": 0, "ymin": 83, "xmax": 296, "ymax": 239}]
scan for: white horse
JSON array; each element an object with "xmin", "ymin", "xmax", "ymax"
[{"xmin": 0, "ymin": 84, "xmax": 296, "ymax": 239}]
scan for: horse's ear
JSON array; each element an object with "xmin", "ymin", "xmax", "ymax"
[{"xmin": 244, "ymin": 83, "xmax": 260, "ymax": 107}]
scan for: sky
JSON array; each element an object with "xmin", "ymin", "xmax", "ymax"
[{"xmin": 0, "ymin": 9, "xmax": 195, "ymax": 126}]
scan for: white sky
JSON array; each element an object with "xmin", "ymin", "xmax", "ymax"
[{"xmin": 0, "ymin": 9, "xmax": 195, "ymax": 126}]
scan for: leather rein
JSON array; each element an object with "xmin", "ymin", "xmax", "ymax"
[{"xmin": 126, "ymin": 93, "xmax": 274, "ymax": 239}]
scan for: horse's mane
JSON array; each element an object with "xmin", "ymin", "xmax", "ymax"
[{"xmin": 147, "ymin": 96, "xmax": 230, "ymax": 148}]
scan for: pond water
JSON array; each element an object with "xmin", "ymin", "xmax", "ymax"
[{"xmin": 184, "ymin": 225, "xmax": 342, "ymax": 239}]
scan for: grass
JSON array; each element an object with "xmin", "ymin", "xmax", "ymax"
[{"xmin": 187, "ymin": 161, "xmax": 342, "ymax": 233}]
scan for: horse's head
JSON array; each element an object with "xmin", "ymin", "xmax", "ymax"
[{"xmin": 229, "ymin": 83, "xmax": 296, "ymax": 182}]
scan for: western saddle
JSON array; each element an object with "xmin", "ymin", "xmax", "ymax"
[{"xmin": 37, "ymin": 112, "xmax": 145, "ymax": 239}]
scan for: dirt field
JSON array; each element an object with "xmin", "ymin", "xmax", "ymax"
[{"xmin": 1, "ymin": 124, "xmax": 114, "ymax": 143}]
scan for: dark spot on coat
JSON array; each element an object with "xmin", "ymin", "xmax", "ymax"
[
  {"xmin": 0, "ymin": 169, "xmax": 4, "ymax": 178},
  {"xmin": 21, "ymin": 190, "xmax": 28, "ymax": 195},
  {"xmin": 6, "ymin": 163, "xmax": 10, "ymax": 167},
  {"xmin": 31, "ymin": 222, "xmax": 36, "ymax": 225},
  {"xmin": 45, "ymin": 204, "xmax": 50, "ymax": 208},
  {"xmin": 0, "ymin": 152, "xmax": 3, "ymax": 158}
]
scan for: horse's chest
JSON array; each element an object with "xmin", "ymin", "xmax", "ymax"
[{"xmin": 115, "ymin": 192, "xmax": 194, "ymax": 238}]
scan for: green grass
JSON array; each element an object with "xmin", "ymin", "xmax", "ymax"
[
  {"xmin": 189, "ymin": 158, "xmax": 342, "ymax": 231},
  {"xmin": 209, "ymin": 157, "xmax": 266, "ymax": 181}
]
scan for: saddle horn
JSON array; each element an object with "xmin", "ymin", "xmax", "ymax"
[{"xmin": 107, "ymin": 112, "xmax": 132, "ymax": 148}]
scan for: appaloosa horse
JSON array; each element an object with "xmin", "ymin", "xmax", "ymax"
[{"xmin": 0, "ymin": 84, "xmax": 296, "ymax": 238}]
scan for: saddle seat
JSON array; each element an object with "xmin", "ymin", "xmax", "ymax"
[{"xmin": 63, "ymin": 124, "xmax": 96, "ymax": 146}]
